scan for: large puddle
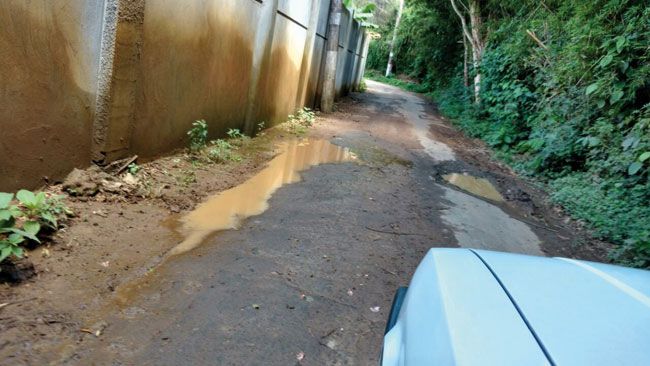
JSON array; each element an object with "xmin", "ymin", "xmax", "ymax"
[
  {"xmin": 168, "ymin": 138, "xmax": 357, "ymax": 256},
  {"xmin": 443, "ymin": 173, "xmax": 504, "ymax": 202}
]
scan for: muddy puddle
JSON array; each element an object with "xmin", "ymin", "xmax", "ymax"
[
  {"xmin": 443, "ymin": 173, "xmax": 504, "ymax": 202},
  {"xmin": 168, "ymin": 138, "xmax": 357, "ymax": 256}
]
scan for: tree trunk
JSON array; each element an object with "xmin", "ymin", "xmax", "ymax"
[
  {"xmin": 385, "ymin": 0, "xmax": 405, "ymax": 77},
  {"xmin": 462, "ymin": 37, "xmax": 469, "ymax": 87},
  {"xmin": 468, "ymin": 0, "xmax": 483, "ymax": 104},
  {"xmin": 450, "ymin": 0, "xmax": 484, "ymax": 104},
  {"xmin": 320, "ymin": 0, "xmax": 343, "ymax": 113}
]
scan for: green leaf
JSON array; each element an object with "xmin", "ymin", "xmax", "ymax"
[
  {"xmin": 41, "ymin": 212, "xmax": 57, "ymax": 228},
  {"xmin": 586, "ymin": 83, "xmax": 599, "ymax": 96},
  {"xmin": 596, "ymin": 99, "xmax": 606, "ymax": 109},
  {"xmin": 0, "ymin": 210, "xmax": 11, "ymax": 221},
  {"xmin": 34, "ymin": 192, "xmax": 46, "ymax": 207},
  {"xmin": 639, "ymin": 152, "xmax": 650, "ymax": 162},
  {"xmin": 8, "ymin": 233, "xmax": 24, "ymax": 245},
  {"xmin": 0, "ymin": 246, "xmax": 12, "ymax": 262},
  {"xmin": 12, "ymin": 246, "xmax": 23, "ymax": 258},
  {"xmin": 628, "ymin": 162, "xmax": 643, "ymax": 175},
  {"xmin": 622, "ymin": 137, "xmax": 639, "ymax": 150},
  {"xmin": 599, "ymin": 54, "xmax": 614, "ymax": 68},
  {"xmin": 23, "ymin": 221, "xmax": 40, "ymax": 236},
  {"xmin": 0, "ymin": 193, "xmax": 13, "ymax": 209},
  {"xmin": 16, "ymin": 190, "xmax": 36, "ymax": 206},
  {"xmin": 610, "ymin": 89, "xmax": 624, "ymax": 104},
  {"xmin": 615, "ymin": 36, "xmax": 626, "ymax": 53},
  {"xmin": 3, "ymin": 227, "xmax": 40, "ymax": 243},
  {"xmin": 360, "ymin": 3, "xmax": 376, "ymax": 12}
]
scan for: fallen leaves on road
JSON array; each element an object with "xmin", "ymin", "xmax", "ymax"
[{"xmin": 296, "ymin": 351, "xmax": 305, "ymax": 361}]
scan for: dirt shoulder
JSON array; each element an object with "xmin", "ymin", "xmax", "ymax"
[{"xmin": 0, "ymin": 128, "xmax": 299, "ymax": 364}]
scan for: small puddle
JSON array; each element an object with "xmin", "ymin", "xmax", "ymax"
[
  {"xmin": 443, "ymin": 173, "xmax": 504, "ymax": 202},
  {"xmin": 168, "ymin": 138, "xmax": 357, "ymax": 256}
]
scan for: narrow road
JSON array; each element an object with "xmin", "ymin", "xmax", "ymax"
[{"xmin": 79, "ymin": 80, "xmax": 581, "ymax": 365}]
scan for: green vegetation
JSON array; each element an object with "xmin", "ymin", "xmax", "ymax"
[
  {"xmin": 282, "ymin": 107, "xmax": 316, "ymax": 135},
  {"xmin": 207, "ymin": 139, "xmax": 241, "ymax": 163},
  {"xmin": 187, "ymin": 119, "xmax": 209, "ymax": 152},
  {"xmin": 127, "ymin": 163, "xmax": 141, "ymax": 175},
  {"xmin": 226, "ymin": 128, "xmax": 244, "ymax": 139},
  {"xmin": 343, "ymin": 0, "xmax": 378, "ymax": 28},
  {"xmin": 0, "ymin": 190, "xmax": 71, "ymax": 263},
  {"xmin": 367, "ymin": 0, "xmax": 650, "ymax": 267},
  {"xmin": 186, "ymin": 123, "xmax": 245, "ymax": 164}
]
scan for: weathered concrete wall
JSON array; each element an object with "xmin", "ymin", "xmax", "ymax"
[
  {"xmin": 0, "ymin": 1, "xmax": 105, "ymax": 191},
  {"xmin": 0, "ymin": 0, "xmax": 367, "ymax": 190},
  {"xmin": 131, "ymin": 0, "xmax": 257, "ymax": 157}
]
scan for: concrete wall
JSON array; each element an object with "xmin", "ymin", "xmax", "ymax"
[
  {"xmin": 0, "ymin": 0, "xmax": 105, "ymax": 191},
  {"xmin": 0, "ymin": 0, "xmax": 369, "ymax": 191}
]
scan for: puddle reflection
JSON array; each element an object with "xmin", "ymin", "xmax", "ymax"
[
  {"xmin": 169, "ymin": 138, "xmax": 356, "ymax": 256},
  {"xmin": 443, "ymin": 173, "xmax": 504, "ymax": 202}
]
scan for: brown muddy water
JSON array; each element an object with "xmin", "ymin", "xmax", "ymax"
[
  {"xmin": 168, "ymin": 138, "xmax": 357, "ymax": 256},
  {"xmin": 443, "ymin": 173, "xmax": 504, "ymax": 202}
]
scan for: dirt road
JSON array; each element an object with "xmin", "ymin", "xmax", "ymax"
[{"xmin": 1, "ymin": 80, "xmax": 609, "ymax": 365}]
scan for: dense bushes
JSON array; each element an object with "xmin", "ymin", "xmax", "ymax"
[{"xmin": 368, "ymin": 0, "xmax": 650, "ymax": 267}]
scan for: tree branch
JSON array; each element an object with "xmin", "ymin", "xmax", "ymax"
[
  {"xmin": 526, "ymin": 29, "xmax": 548, "ymax": 50},
  {"xmin": 450, "ymin": 0, "xmax": 474, "ymax": 48}
]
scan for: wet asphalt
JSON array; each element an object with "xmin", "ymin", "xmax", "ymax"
[{"xmin": 78, "ymin": 81, "xmax": 549, "ymax": 365}]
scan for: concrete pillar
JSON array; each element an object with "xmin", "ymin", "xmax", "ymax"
[
  {"xmin": 243, "ymin": 0, "xmax": 280, "ymax": 136},
  {"xmin": 353, "ymin": 32, "xmax": 370, "ymax": 90},
  {"xmin": 294, "ymin": 0, "xmax": 322, "ymax": 109},
  {"xmin": 92, "ymin": 0, "xmax": 145, "ymax": 163}
]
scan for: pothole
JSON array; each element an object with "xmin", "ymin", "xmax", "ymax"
[{"xmin": 443, "ymin": 173, "xmax": 504, "ymax": 202}]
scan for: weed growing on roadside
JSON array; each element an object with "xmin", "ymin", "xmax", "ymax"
[
  {"xmin": 187, "ymin": 120, "xmax": 208, "ymax": 152},
  {"xmin": 176, "ymin": 168, "xmax": 197, "ymax": 187},
  {"xmin": 0, "ymin": 190, "xmax": 71, "ymax": 263},
  {"xmin": 226, "ymin": 128, "xmax": 244, "ymax": 139},
  {"xmin": 207, "ymin": 139, "xmax": 241, "ymax": 163},
  {"xmin": 0, "ymin": 192, "xmax": 38, "ymax": 262},
  {"xmin": 127, "ymin": 163, "xmax": 140, "ymax": 175},
  {"xmin": 282, "ymin": 108, "xmax": 316, "ymax": 135},
  {"xmin": 358, "ymin": 79, "xmax": 367, "ymax": 92},
  {"xmin": 16, "ymin": 190, "xmax": 71, "ymax": 229},
  {"xmin": 257, "ymin": 121, "xmax": 266, "ymax": 136}
]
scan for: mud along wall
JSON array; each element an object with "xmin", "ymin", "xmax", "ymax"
[{"xmin": 0, "ymin": 0, "xmax": 369, "ymax": 191}]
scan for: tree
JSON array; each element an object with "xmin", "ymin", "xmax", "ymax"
[
  {"xmin": 321, "ymin": 0, "xmax": 343, "ymax": 113},
  {"xmin": 450, "ymin": 0, "xmax": 485, "ymax": 103},
  {"xmin": 385, "ymin": 0, "xmax": 405, "ymax": 77}
]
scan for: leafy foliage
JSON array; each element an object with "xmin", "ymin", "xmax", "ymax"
[
  {"xmin": 127, "ymin": 163, "xmax": 141, "ymax": 175},
  {"xmin": 187, "ymin": 120, "xmax": 209, "ymax": 152},
  {"xmin": 207, "ymin": 139, "xmax": 241, "ymax": 163},
  {"xmin": 226, "ymin": 128, "xmax": 244, "ymax": 139},
  {"xmin": 370, "ymin": 0, "xmax": 650, "ymax": 267},
  {"xmin": 282, "ymin": 108, "xmax": 316, "ymax": 135},
  {"xmin": 0, "ymin": 190, "xmax": 71, "ymax": 263}
]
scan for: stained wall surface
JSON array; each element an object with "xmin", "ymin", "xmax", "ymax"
[
  {"xmin": 0, "ymin": 0, "xmax": 368, "ymax": 190},
  {"xmin": 0, "ymin": 0, "xmax": 105, "ymax": 191},
  {"xmin": 131, "ymin": 0, "xmax": 258, "ymax": 156}
]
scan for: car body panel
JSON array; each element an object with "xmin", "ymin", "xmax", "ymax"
[
  {"xmin": 382, "ymin": 248, "xmax": 550, "ymax": 366},
  {"xmin": 475, "ymin": 249, "xmax": 650, "ymax": 366},
  {"xmin": 382, "ymin": 248, "xmax": 650, "ymax": 366}
]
